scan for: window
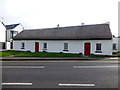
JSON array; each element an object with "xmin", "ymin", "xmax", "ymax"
[
  {"xmin": 2, "ymin": 42, "xmax": 6, "ymax": 49},
  {"xmin": 21, "ymin": 42, "xmax": 25, "ymax": 49},
  {"xmin": 95, "ymin": 43, "xmax": 102, "ymax": 53},
  {"xmin": 113, "ymin": 43, "xmax": 117, "ymax": 50},
  {"xmin": 13, "ymin": 31, "xmax": 18, "ymax": 37},
  {"xmin": 43, "ymin": 43, "xmax": 47, "ymax": 50},
  {"xmin": 64, "ymin": 43, "xmax": 68, "ymax": 51},
  {"xmin": 96, "ymin": 43, "xmax": 101, "ymax": 51}
]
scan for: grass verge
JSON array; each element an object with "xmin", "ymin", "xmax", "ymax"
[
  {"xmin": 15, "ymin": 52, "xmax": 82, "ymax": 57},
  {"xmin": 1, "ymin": 50, "xmax": 117, "ymax": 57},
  {"xmin": 0, "ymin": 50, "xmax": 27, "ymax": 57}
]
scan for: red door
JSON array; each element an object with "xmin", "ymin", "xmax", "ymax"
[
  {"xmin": 35, "ymin": 42, "xmax": 39, "ymax": 52},
  {"xmin": 84, "ymin": 43, "xmax": 91, "ymax": 55}
]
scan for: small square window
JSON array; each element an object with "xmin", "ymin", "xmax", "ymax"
[
  {"xmin": 96, "ymin": 43, "xmax": 101, "ymax": 51},
  {"xmin": 95, "ymin": 43, "xmax": 102, "ymax": 53}
]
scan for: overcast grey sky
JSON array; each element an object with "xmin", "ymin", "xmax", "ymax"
[{"xmin": 0, "ymin": 0, "xmax": 119, "ymax": 36}]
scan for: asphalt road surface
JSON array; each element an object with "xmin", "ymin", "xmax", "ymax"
[{"xmin": 1, "ymin": 58, "xmax": 119, "ymax": 89}]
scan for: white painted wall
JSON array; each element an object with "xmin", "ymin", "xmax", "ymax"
[
  {"xmin": 6, "ymin": 24, "xmax": 23, "ymax": 49},
  {"xmin": 12, "ymin": 24, "xmax": 23, "ymax": 33},
  {"xmin": 0, "ymin": 22, "xmax": 6, "ymax": 42},
  {"xmin": 113, "ymin": 37, "xmax": 120, "ymax": 52},
  {"xmin": 118, "ymin": 38, "xmax": 120, "ymax": 51},
  {"xmin": 6, "ymin": 42, "xmax": 10, "ymax": 49},
  {"xmin": 13, "ymin": 40, "xmax": 112, "ymax": 55},
  {"xmin": 6, "ymin": 24, "xmax": 23, "ymax": 42},
  {"xmin": 13, "ymin": 40, "xmax": 35, "ymax": 52},
  {"xmin": 90, "ymin": 40, "xmax": 112, "ymax": 55},
  {"xmin": 6, "ymin": 30, "xmax": 11, "ymax": 42}
]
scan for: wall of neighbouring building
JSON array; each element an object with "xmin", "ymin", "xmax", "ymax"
[
  {"xmin": 0, "ymin": 22, "xmax": 6, "ymax": 43},
  {"xmin": 113, "ymin": 37, "xmax": 120, "ymax": 52}
]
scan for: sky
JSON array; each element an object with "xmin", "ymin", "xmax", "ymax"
[{"xmin": 0, "ymin": 0, "xmax": 119, "ymax": 36}]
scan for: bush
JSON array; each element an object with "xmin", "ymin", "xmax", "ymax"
[
  {"xmin": 90, "ymin": 53, "xmax": 94, "ymax": 55},
  {"xmin": 79, "ymin": 52, "xmax": 83, "ymax": 55},
  {"xmin": 27, "ymin": 50, "xmax": 31, "ymax": 53}
]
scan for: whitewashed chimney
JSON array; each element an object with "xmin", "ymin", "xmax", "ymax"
[
  {"xmin": 81, "ymin": 23, "xmax": 84, "ymax": 26},
  {"xmin": 57, "ymin": 24, "xmax": 60, "ymax": 28}
]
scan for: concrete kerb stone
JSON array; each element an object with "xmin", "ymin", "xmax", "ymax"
[{"xmin": 1, "ymin": 57, "xmax": 103, "ymax": 61}]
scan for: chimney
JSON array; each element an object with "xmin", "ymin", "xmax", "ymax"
[
  {"xmin": 106, "ymin": 21, "xmax": 110, "ymax": 25},
  {"xmin": 81, "ymin": 23, "xmax": 84, "ymax": 26},
  {"xmin": 57, "ymin": 24, "xmax": 59, "ymax": 28}
]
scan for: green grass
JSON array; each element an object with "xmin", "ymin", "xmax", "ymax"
[
  {"xmin": 0, "ymin": 50, "xmax": 27, "ymax": 57},
  {"xmin": 0, "ymin": 50, "xmax": 112, "ymax": 57},
  {"xmin": 15, "ymin": 52, "xmax": 82, "ymax": 57},
  {"xmin": 113, "ymin": 52, "xmax": 120, "ymax": 55}
]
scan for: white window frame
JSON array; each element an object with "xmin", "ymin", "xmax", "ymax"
[
  {"xmin": 113, "ymin": 43, "xmax": 117, "ymax": 50},
  {"xmin": 43, "ymin": 43, "xmax": 47, "ymax": 50},
  {"xmin": 21, "ymin": 42, "xmax": 25, "ymax": 49},
  {"xmin": 95, "ymin": 43, "xmax": 102, "ymax": 53},
  {"xmin": 63, "ymin": 43, "xmax": 69, "ymax": 51},
  {"xmin": 96, "ymin": 43, "xmax": 101, "ymax": 51}
]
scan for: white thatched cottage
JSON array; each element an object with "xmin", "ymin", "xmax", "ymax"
[{"xmin": 13, "ymin": 24, "xmax": 113, "ymax": 55}]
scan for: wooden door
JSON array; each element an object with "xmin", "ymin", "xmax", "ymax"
[
  {"xmin": 84, "ymin": 43, "xmax": 90, "ymax": 55},
  {"xmin": 35, "ymin": 42, "xmax": 39, "ymax": 52}
]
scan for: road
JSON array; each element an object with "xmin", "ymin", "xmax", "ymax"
[{"xmin": 1, "ymin": 58, "xmax": 119, "ymax": 89}]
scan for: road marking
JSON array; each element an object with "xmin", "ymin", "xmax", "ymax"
[
  {"xmin": 108, "ymin": 57, "xmax": 119, "ymax": 60},
  {"xmin": 73, "ymin": 66, "xmax": 118, "ymax": 68},
  {"xmin": 1, "ymin": 83, "xmax": 32, "ymax": 86},
  {"xmin": 59, "ymin": 83, "xmax": 95, "ymax": 87},
  {"xmin": 1, "ymin": 66, "xmax": 45, "ymax": 69}
]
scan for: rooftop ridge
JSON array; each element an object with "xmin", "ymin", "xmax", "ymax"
[{"xmin": 24, "ymin": 23, "xmax": 109, "ymax": 31}]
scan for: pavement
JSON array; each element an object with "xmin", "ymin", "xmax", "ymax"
[{"xmin": 1, "ymin": 56, "xmax": 107, "ymax": 61}]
